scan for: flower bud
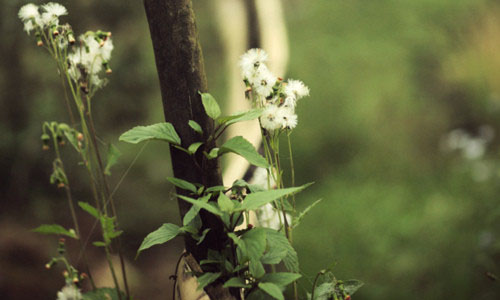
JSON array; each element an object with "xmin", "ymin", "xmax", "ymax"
[
  {"xmin": 62, "ymin": 270, "xmax": 69, "ymax": 278},
  {"xmin": 57, "ymin": 182, "xmax": 65, "ymax": 188},
  {"xmin": 77, "ymin": 133, "xmax": 84, "ymax": 142}
]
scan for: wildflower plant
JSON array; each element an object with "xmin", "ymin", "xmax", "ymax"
[
  {"xmin": 21, "ymin": 1, "xmax": 362, "ymax": 299},
  {"xmin": 20, "ymin": 2, "xmax": 127, "ymax": 300},
  {"xmin": 119, "ymin": 48, "xmax": 363, "ymax": 299}
]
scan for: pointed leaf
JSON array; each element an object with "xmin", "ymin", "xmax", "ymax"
[
  {"xmin": 167, "ymin": 177, "xmax": 198, "ymax": 193},
  {"xmin": 293, "ymin": 199, "xmax": 322, "ymax": 228},
  {"xmin": 217, "ymin": 192, "xmax": 234, "ymax": 212},
  {"xmin": 199, "ymin": 92, "xmax": 221, "ymax": 119},
  {"xmin": 217, "ymin": 108, "xmax": 263, "ymax": 126},
  {"xmin": 261, "ymin": 272, "xmax": 302, "ymax": 287},
  {"xmin": 119, "ymin": 122, "xmax": 180, "ymax": 145},
  {"xmin": 219, "ymin": 136, "xmax": 268, "ymax": 168},
  {"xmin": 104, "ymin": 144, "xmax": 121, "ymax": 175},
  {"xmin": 32, "ymin": 224, "xmax": 77, "ymax": 239},
  {"xmin": 258, "ymin": 282, "xmax": 284, "ymax": 300},
  {"xmin": 78, "ymin": 202, "xmax": 99, "ymax": 219},
  {"xmin": 137, "ymin": 223, "xmax": 181, "ymax": 257},
  {"xmin": 241, "ymin": 227, "xmax": 267, "ymax": 261},
  {"xmin": 178, "ymin": 194, "xmax": 223, "ymax": 217},
  {"xmin": 188, "ymin": 142, "xmax": 203, "ymax": 155},
  {"xmin": 343, "ymin": 279, "xmax": 364, "ymax": 295},
  {"xmin": 196, "ymin": 272, "xmax": 221, "ymax": 290},
  {"xmin": 205, "ymin": 147, "xmax": 219, "ymax": 159},
  {"xmin": 223, "ymin": 277, "xmax": 251, "ymax": 288},
  {"xmin": 265, "ymin": 229, "xmax": 299, "ymax": 272},
  {"xmin": 250, "ymin": 259, "xmax": 266, "ymax": 278},
  {"xmin": 238, "ymin": 183, "xmax": 312, "ymax": 211},
  {"xmin": 188, "ymin": 120, "xmax": 203, "ymax": 134}
]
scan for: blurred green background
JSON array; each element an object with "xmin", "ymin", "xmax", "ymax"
[{"xmin": 1, "ymin": 0, "xmax": 500, "ymax": 299}]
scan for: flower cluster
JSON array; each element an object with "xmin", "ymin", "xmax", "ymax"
[
  {"xmin": 18, "ymin": 2, "xmax": 67, "ymax": 37},
  {"xmin": 56, "ymin": 284, "xmax": 83, "ymax": 300},
  {"xmin": 239, "ymin": 48, "xmax": 310, "ymax": 131},
  {"xmin": 18, "ymin": 2, "xmax": 113, "ymax": 94}
]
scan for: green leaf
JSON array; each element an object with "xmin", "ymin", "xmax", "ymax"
[
  {"xmin": 119, "ymin": 122, "xmax": 181, "ymax": 145},
  {"xmin": 196, "ymin": 228, "xmax": 211, "ymax": 245},
  {"xmin": 78, "ymin": 202, "xmax": 99, "ymax": 219},
  {"xmin": 250, "ymin": 259, "xmax": 266, "ymax": 278},
  {"xmin": 247, "ymin": 289, "xmax": 271, "ymax": 300},
  {"xmin": 237, "ymin": 183, "xmax": 312, "ymax": 211},
  {"xmin": 261, "ymin": 272, "xmax": 302, "ymax": 287},
  {"xmin": 223, "ymin": 277, "xmax": 251, "ymax": 288},
  {"xmin": 205, "ymin": 147, "xmax": 219, "ymax": 159},
  {"xmin": 199, "ymin": 92, "xmax": 221, "ymax": 119},
  {"xmin": 265, "ymin": 229, "xmax": 299, "ymax": 272},
  {"xmin": 205, "ymin": 185, "xmax": 226, "ymax": 193},
  {"xmin": 32, "ymin": 224, "xmax": 77, "ymax": 239},
  {"xmin": 261, "ymin": 248, "xmax": 287, "ymax": 265},
  {"xmin": 93, "ymin": 241, "xmax": 107, "ymax": 247},
  {"xmin": 217, "ymin": 192, "xmax": 234, "ymax": 212},
  {"xmin": 188, "ymin": 142, "xmax": 203, "ymax": 155},
  {"xmin": 311, "ymin": 282, "xmax": 334, "ymax": 300},
  {"xmin": 219, "ymin": 136, "xmax": 268, "ymax": 168},
  {"xmin": 183, "ymin": 204, "xmax": 201, "ymax": 227},
  {"xmin": 217, "ymin": 108, "xmax": 263, "ymax": 126},
  {"xmin": 241, "ymin": 228, "xmax": 267, "ymax": 261},
  {"xmin": 104, "ymin": 144, "xmax": 121, "ymax": 175},
  {"xmin": 188, "ymin": 120, "xmax": 203, "ymax": 134},
  {"xmin": 196, "ymin": 272, "xmax": 221, "ymax": 290},
  {"xmin": 137, "ymin": 223, "xmax": 181, "ymax": 257},
  {"xmin": 343, "ymin": 279, "xmax": 364, "ymax": 295},
  {"xmin": 258, "ymin": 282, "xmax": 284, "ymax": 300},
  {"xmin": 178, "ymin": 194, "xmax": 223, "ymax": 217},
  {"xmin": 167, "ymin": 177, "xmax": 198, "ymax": 193},
  {"xmin": 83, "ymin": 288, "xmax": 125, "ymax": 300},
  {"xmin": 293, "ymin": 199, "xmax": 322, "ymax": 228},
  {"xmin": 64, "ymin": 130, "xmax": 79, "ymax": 152}
]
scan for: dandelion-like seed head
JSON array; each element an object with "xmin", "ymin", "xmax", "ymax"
[
  {"xmin": 42, "ymin": 2, "xmax": 68, "ymax": 17},
  {"xmin": 284, "ymin": 79, "xmax": 310, "ymax": 101},
  {"xmin": 260, "ymin": 104, "xmax": 281, "ymax": 131},
  {"xmin": 56, "ymin": 284, "xmax": 83, "ymax": 300},
  {"xmin": 18, "ymin": 4, "xmax": 40, "ymax": 21},
  {"xmin": 240, "ymin": 48, "xmax": 269, "ymax": 80}
]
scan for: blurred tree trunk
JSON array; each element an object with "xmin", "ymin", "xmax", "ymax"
[{"xmin": 143, "ymin": 0, "xmax": 235, "ymax": 299}]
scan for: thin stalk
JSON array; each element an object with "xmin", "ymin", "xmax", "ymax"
[
  {"xmin": 104, "ymin": 247, "xmax": 123, "ymax": 300},
  {"xmin": 50, "ymin": 131, "xmax": 96, "ymax": 289},
  {"xmin": 85, "ymin": 96, "xmax": 130, "ymax": 299}
]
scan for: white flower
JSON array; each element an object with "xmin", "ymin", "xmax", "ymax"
[
  {"xmin": 257, "ymin": 203, "xmax": 290, "ymax": 230},
  {"xmin": 250, "ymin": 167, "xmax": 276, "ymax": 189},
  {"xmin": 253, "ymin": 67, "xmax": 277, "ymax": 98},
  {"xmin": 276, "ymin": 107, "xmax": 298, "ymax": 130},
  {"xmin": 260, "ymin": 104, "xmax": 281, "ymax": 131},
  {"xmin": 18, "ymin": 4, "xmax": 40, "ymax": 22},
  {"xmin": 56, "ymin": 284, "xmax": 82, "ymax": 300},
  {"xmin": 284, "ymin": 79, "xmax": 309, "ymax": 101},
  {"xmin": 42, "ymin": 2, "xmax": 67, "ymax": 17},
  {"xmin": 240, "ymin": 48, "xmax": 268, "ymax": 80}
]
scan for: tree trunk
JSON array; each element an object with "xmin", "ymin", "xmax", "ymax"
[{"xmin": 143, "ymin": 0, "xmax": 235, "ymax": 299}]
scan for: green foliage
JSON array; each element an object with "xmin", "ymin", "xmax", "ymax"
[
  {"xmin": 104, "ymin": 144, "xmax": 121, "ymax": 176},
  {"xmin": 219, "ymin": 136, "xmax": 269, "ymax": 168},
  {"xmin": 188, "ymin": 120, "xmax": 203, "ymax": 134},
  {"xmin": 136, "ymin": 223, "xmax": 181, "ymax": 257},
  {"xmin": 119, "ymin": 122, "xmax": 181, "ymax": 145},
  {"xmin": 166, "ymin": 177, "xmax": 198, "ymax": 194},
  {"xmin": 196, "ymin": 272, "xmax": 222, "ymax": 290},
  {"xmin": 238, "ymin": 183, "xmax": 312, "ymax": 211},
  {"xmin": 32, "ymin": 224, "xmax": 77, "ymax": 239},
  {"xmin": 217, "ymin": 108, "xmax": 263, "ymax": 126},
  {"xmin": 258, "ymin": 282, "xmax": 284, "ymax": 300},
  {"xmin": 199, "ymin": 92, "xmax": 222, "ymax": 120},
  {"xmin": 78, "ymin": 201, "xmax": 99, "ymax": 219},
  {"xmin": 292, "ymin": 198, "xmax": 322, "ymax": 229}
]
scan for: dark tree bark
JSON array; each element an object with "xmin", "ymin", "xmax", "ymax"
[{"xmin": 143, "ymin": 0, "xmax": 235, "ymax": 299}]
